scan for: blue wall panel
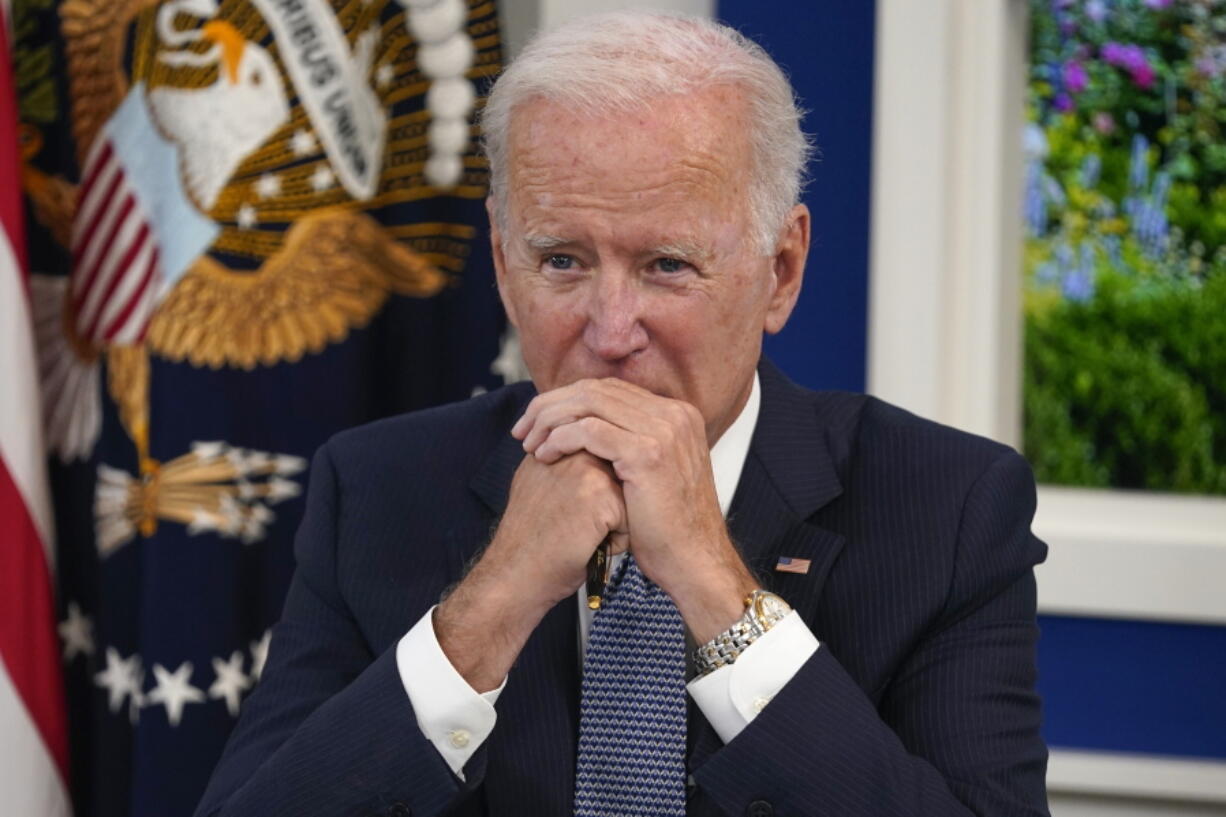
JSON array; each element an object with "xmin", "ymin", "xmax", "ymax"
[
  {"xmin": 1038, "ymin": 615, "xmax": 1226, "ymax": 760},
  {"xmin": 717, "ymin": 1, "xmax": 876, "ymax": 393}
]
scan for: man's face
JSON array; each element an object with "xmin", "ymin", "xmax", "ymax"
[{"xmin": 491, "ymin": 86, "xmax": 807, "ymax": 444}]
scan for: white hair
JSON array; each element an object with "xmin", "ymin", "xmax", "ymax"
[{"xmin": 480, "ymin": 11, "xmax": 813, "ymax": 255}]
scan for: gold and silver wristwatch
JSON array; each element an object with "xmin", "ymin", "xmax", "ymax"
[{"xmin": 692, "ymin": 589, "xmax": 791, "ymax": 678}]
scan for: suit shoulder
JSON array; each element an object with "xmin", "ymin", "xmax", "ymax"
[
  {"xmin": 813, "ymin": 390, "xmax": 1026, "ymax": 486},
  {"xmin": 323, "ymin": 382, "xmax": 534, "ymax": 478}
]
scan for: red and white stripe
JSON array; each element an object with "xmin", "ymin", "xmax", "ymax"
[
  {"xmin": 70, "ymin": 133, "xmax": 163, "ymax": 346},
  {"xmin": 0, "ymin": 3, "xmax": 73, "ymax": 814}
]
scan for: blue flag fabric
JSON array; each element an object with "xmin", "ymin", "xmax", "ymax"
[{"xmin": 12, "ymin": 1, "xmax": 508, "ymax": 814}]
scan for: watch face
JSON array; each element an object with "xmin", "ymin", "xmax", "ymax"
[{"xmin": 755, "ymin": 592, "xmax": 791, "ymax": 622}]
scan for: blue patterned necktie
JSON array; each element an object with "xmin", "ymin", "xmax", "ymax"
[{"xmin": 574, "ymin": 553, "xmax": 687, "ymax": 816}]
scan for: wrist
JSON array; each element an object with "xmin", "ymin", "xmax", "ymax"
[
  {"xmin": 434, "ymin": 557, "xmax": 553, "ymax": 692},
  {"xmin": 670, "ymin": 561, "xmax": 760, "ymax": 645}
]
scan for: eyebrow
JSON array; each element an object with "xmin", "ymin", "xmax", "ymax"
[
  {"xmin": 523, "ymin": 234, "xmax": 570, "ymax": 251},
  {"xmin": 649, "ymin": 241, "xmax": 712, "ymax": 266}
]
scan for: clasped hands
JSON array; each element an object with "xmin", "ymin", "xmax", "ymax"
[{"xmin": 434, "ymin": 378, "xmax": 759, "ymax": 693}]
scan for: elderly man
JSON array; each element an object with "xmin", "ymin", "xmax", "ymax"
[{"xmin": 196, "ymin": 11, "xmax": 1049, "ymax": 817}]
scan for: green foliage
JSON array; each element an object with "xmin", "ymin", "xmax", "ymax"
[{"xmin": 1024, "ymin": 266, "xmax": 1226, "ymax": 494}]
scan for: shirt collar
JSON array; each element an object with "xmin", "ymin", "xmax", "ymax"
[{"xmin": 709, "ymin": 372, "xmax": 761, "ymax": 517}]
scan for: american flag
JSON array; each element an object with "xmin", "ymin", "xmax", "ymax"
[
  {"xmin": 0, "ymin": 5, "xmax": 72, "ymax": 812},
  {"xmin": 775, "ymin": 556, "xmax": 812, "ymax": 575},
  {"xmin": 69, "ymin": 138, "xmax": 163, "ymax": 346}
]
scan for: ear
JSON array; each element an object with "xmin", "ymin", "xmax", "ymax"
[
  {"xmin": 763, "ymin": 203, "xmax": 809, "ymax": 334},
  {"xmin": 487, "ymin": 197, "xmax": 519, "ymax": 328}
]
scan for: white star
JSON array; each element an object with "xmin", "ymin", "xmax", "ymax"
[
  {"xmin": 94, "ymin": 647, "xmax": 142, "ymax": 714},
  {"xmin": 250, "ymin": 630, "xmax": 272, "ymax": 681},
  {"xmin": 59, "ymin": 602, "xmax": 94, "ymax": 661},
  {"xmin": 237, "ymin": 203, "xmax": 258, "ymax": 229},
  {"xmin": 255, "ymin": 173, "xmax": 282, "ymax": 199},
  {"xmin": 208, "ymin": 651, "xmax": 251, "ymax": 717},
  {"xmin": 310, "ymin": 164, "xmax": 335, "ymax": 193},
  {"xmin": 375, "ymin": 63, "xmax": 395, "ymax": 88},
  {"xmin": 290, "ymin": 128, "xmax": 317, "ymax": 157},
  {"xmin": 146, "ymin": 661, "xmax": 205, "ymax": 727},
  {"xmin": 490, "ymin": 327, "xmax": 531, "ymax": 384}
]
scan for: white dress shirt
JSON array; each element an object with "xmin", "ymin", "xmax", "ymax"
[{"xmin": 396, "ymin": 374, "xmax": 819, "ymax": 778}]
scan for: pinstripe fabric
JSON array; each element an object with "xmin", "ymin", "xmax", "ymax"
[{"xmin": 195, "ymin": 359, "xmax": 1050, "ymax": 817}]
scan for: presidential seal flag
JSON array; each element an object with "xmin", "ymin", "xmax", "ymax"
[{"xmin": 10, "ymin": 0, "xmax": 512, "ymax": 813}]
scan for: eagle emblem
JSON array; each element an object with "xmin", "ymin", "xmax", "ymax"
[{"xmin": 22, "ymin": 0, "xmax": 498, "ymax": 549}]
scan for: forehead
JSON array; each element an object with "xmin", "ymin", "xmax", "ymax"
[{"xmin": 503, "ymin": 87, "xmax": 753, "ymax": 225}]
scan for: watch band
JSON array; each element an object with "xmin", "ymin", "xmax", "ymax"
[{"xmin": 692, "ymin": 590, "xmax": 790, "ymax": 678}]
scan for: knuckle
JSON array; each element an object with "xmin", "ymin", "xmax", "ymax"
[{"xmin": 641, "ymin": 436, "xmax": 663, "ymax": 466}]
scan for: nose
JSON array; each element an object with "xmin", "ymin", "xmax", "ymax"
[{"xmin": 581, "ymin": 270, "xmax": 649, "ymax": 362}]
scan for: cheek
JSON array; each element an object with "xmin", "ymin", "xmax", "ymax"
[{"xmin": 512, "ymin": 290, "xmax": 586, "ymax": 359}]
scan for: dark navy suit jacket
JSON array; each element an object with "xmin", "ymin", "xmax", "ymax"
[{"xmin": 195, "ymin": 360, "xmax": 1050, "ymax": 817}]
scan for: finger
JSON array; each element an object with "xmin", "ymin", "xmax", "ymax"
[
  {"xmin": 522, "ymin": 381, "xmax": 669, "ymax": 453},
  {"xmin": 533, "ymin": 415, "xmax": 637, "ymax": 467},
  {"xmin": 608, "ymin": 530, "xmax": 630, "ymax": 555},
  {"xmin": 512, "ymin": 379, "xmax": 618, "ymax": 442},
  {"xmin": 511, "ymin": 379, "xmax": 608, "ymax": 440},
  {"xmin": 514, "ymin": 377, "xmax": 670, "ymax": 444}
]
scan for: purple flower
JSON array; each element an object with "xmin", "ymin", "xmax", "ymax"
[
  {"xmin": 1130, "ymin": 62, "xmax": 1156, "ymax": 90},
  {"xmin": 1063, "ymin": 61, "xmax": 1089, "ymax": 94},
  {"xmin": 1143, "ymin": 0, "xmax": 1173, "ymax": 8},
  {"xmin": 1085, "ymin": 0, "xmax": 1108, "ymax": 23},
  {"xmin": 1062, "ymin": 269, "xmax": 1094, "ymax": 302},
  {"xmin": 1101, "ymin": 42, "xmax": 1127, "ymax": 65},
  {"xmin": 1093, "ymin": 112, "xmax": 1116, "ymax": 134},
  {"xmin": 1102, "ymin": 42, "xmax": 1156, "ymax": 90},
  {"xmin": 1195, "ymin": 48, "xmax": 1225, "ymax": 78},
  {"xmin": 1062, "ymin": 244, "xmax": 1096, "ymax": 303},
  {"xmin": 1054, "ymin": 93, "xmax": 1075, "ymax": 113},
  {"xmin": 1102, "ymin": 42, "xmax": 1146, "ymax": 71}
]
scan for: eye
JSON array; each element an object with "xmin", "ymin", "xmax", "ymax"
[
  {"xmin": 652, "ymin": 257, "xmax": 690, "ymax": 274},
  {"xmin": 546, "ymin": 254, "xmax": 576, "ymax": 270}
]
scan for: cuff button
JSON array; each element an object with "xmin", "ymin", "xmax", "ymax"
[
  {"xmin": 448, "ymin": 729, "xmax": 471, "ymax": 749},
  {"xmin": 751, "ymin": 695, "xmax": 771, "ymax": 713}
]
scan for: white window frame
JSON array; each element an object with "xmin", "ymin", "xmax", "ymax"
[{"xmin": 869, "ymin": 0, "xmax": 1226, "ymax": 803}]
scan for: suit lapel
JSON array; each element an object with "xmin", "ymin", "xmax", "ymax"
[{"xmin": 688, "ymin": 361, "xmax": 848, "ymax": 770}]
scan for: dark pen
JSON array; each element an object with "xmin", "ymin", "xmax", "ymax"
[{"xmin": 585, "ymin": 536, "xmax": 613, "ymax": 609}]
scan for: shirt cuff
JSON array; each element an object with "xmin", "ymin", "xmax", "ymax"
[
  {"xmin": 396, "ymin": 605, "xmax": 506, "ymax": 780},
  {"xmin": 686, "ymin": 610, "xmax": 819, "ymax": 745}
]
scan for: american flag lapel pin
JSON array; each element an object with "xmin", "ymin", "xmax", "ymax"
[{"xmin": 775, "ymin": 556, "xmax": 811, "ymax": 575}]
